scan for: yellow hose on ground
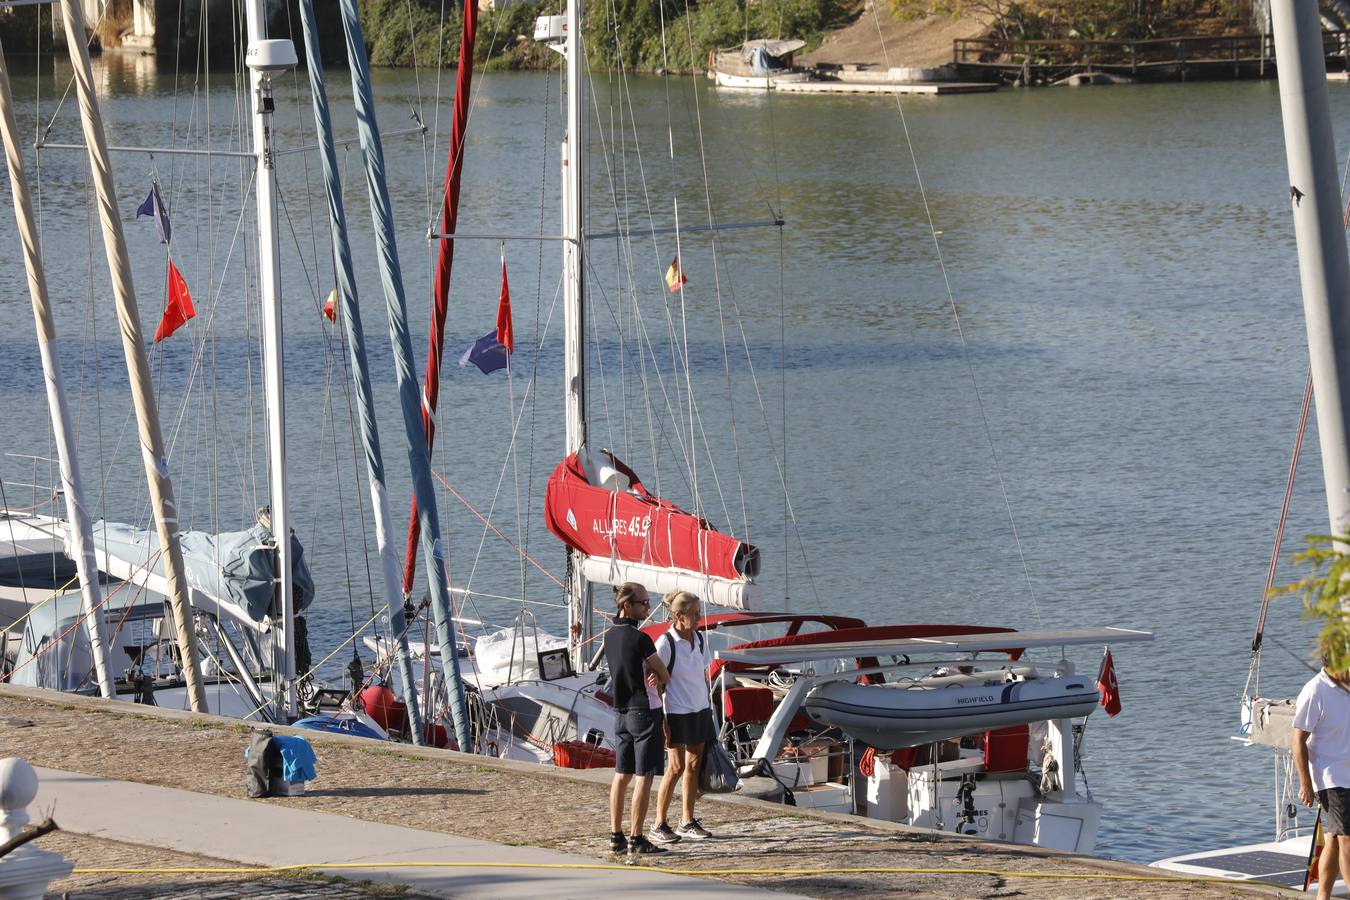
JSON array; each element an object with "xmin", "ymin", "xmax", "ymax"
[{"xmin": 66, "ymin": 861, "xmax": 1289, "ymax": 889}]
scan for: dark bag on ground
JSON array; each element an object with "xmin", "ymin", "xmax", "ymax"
[
  {"xmin": 700, "ymin": 740, "xmax": 739, "ymax": 794},
  {"xmin": 245, "ymin": 729, "xmax": 280, "ymax": 798}
]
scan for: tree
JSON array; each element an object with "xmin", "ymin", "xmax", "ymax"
[{"xmin": 1277, "ymin": 535, "xmax": 1350, "ymax": 674}]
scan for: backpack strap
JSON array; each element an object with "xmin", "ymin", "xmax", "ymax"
[{"xmin": 659, "ymin": 630, "xmax": 677, "ymax": 678}]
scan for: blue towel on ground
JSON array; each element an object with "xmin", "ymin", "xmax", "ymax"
[{"xmin": 272, "ymin": 735, "xmax": 317, "ymax": 782}]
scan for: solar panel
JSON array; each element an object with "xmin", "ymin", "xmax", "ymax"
[{"xmin": 1176, "ymin": 849, "xmax": 1307, "ymax": 885}]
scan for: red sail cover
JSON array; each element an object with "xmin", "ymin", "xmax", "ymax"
[
  {"xmin": 401, "ymin": 0, "xmax": 478, "ymax": 594},
  {"xmin": 545, "ymin": 451, "xmax": 759, "ymax": 583}
]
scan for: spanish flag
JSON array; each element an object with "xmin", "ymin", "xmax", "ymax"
[
  {"xmin": 1305, "ymin": 811, "xmax": 1325, "ymax": 891},
  {"xmin": 665, "ymin": 255, "xmax": 687, "ymax": 293}
]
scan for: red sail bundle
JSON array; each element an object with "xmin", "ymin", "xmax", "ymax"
[{"xmin": 544, "ymin": 451, "xmax": 759, "ymax": 583}]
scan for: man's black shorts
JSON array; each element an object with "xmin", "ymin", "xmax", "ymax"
[
  {"xmin": 1318, "ymin": 787, "xmax": 1350, "ymax": 835},
  {"xmin": 614, "ymin": 707, "xmax": 665, "ymax": 776}
]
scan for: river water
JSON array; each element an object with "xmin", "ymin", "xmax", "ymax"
[{"xmin": 0, "ymin": 52, "xmax": 1342, "ymax": 863}]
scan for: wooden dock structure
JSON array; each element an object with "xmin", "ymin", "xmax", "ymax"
[
  {"xmin": 952, "ymin": 31, "xmax": 1350, "ymax": 84},
  {"xmin": 776, "ymin": 79, "xmax": 997, "ymax": 95}
]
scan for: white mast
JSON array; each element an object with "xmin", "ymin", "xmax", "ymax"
[
  {"xmin": 242, "ymin": 12, "xmax": 299, "ymax": 719},
  {"xmin": 0, "ymin": 40, "xmax": 114, "ymax": 700},
  {"xmin": 562, "ymin": 0, "xmax": 591, "ymax": 667},
  {"xmin": 1271, "ymin": 0, "xmax": 1350, "ymax": 541},
  {"xmin": 56, "ymin": 0, "xmax": 207, "ymax": 711}
]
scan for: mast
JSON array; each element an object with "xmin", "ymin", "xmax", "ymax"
[
  {"xmin": 295, "ymin": 0, "xmax": 425, "ymax": 743},
  {"xmin": 56, "ymin": 0, "xmax": 207, "ymax": 711},
  {"xmin": 0, "ymin": 39, "xmax": 114, "ymax": 700},
  {"xmin": 562, "ymin": 0, "xmax": 591, "ymax": 668},
  {"xmin": 337, "ymin": 0, "xmax": 472, "ymax": 752},
  {"xmin": 400, "ymin": 0, "xmax": 478, "ymax": 598},
  {"xmin": 242, "ymin": 5, "xmax": 298, "ymax": 720},
  {"xmin": 1271, "ymin": 0, "xmax": 1350, "ymax": 539}
]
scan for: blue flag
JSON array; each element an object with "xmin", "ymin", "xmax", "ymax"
[
  {"xmin": 136, "ymin": 181, "xmax": 171, "ymax": 245},
  {"xmin": 459, "ymin": 330, "xmax": 508, "ymax": 374}
]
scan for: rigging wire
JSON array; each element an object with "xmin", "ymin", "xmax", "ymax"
[
  {"xmin": 1243, "ymin": 146, "xmax": 1350, "ymax": 699},
  {"xmin": 868, "ymin": 4, "xmax": 1043, "ymax": 628}
]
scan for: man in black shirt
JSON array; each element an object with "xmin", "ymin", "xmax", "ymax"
[{"xmin": 604, "ymin": 582, "xmax": 670, "ymax": 856}]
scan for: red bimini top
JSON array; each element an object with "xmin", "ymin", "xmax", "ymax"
[{"xmin": 544, "ymin": 450, "xmax": 759, "ymax": 582}]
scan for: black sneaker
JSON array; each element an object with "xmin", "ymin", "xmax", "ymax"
[
  {"xmin": 627, "ymin": 834, "xmax": 668, "ymax": 855},
  {"xmin": 675, "ymin": 819, "xmax": 712, "ymax": 840},
  {"xmin": 649, "ymin": 822, "xmax": 682, "ymax": 845},
  {"xmin": 608, "ymin": 832, "xmax": 627, "ymax": 853}
]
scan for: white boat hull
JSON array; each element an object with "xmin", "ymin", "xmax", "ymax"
[
  {"xmin": 804, "ymin": 676, "xmax": 1100, "ymax": 748},
  {"xmin": 713, "ymin": 70, "xmax": 814, "ymax": 90}
]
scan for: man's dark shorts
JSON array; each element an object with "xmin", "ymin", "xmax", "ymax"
[
  {"xmin": 1318, "ymin": 787, "xmax": 1350, "ymax": 835},
  {"xmin": 614, "ymin": 707, "xmax": 665, "ymax": 777}
]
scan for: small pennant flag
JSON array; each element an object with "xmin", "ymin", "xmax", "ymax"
[
  {"xmin": 665, "ymin": 255, "xmax": 687, "ymax": 293},
  {"xmin": 495, "ymin": 261, "xmax": 513, "ymax": 355},
  {"xmin": 1096, "ymin": 648, "xmax": 1121, "ymax": 717},
  {"xmin": 154, "ymin": 260, "xmax": 196, "ymax": 342},
  {"xmin": 323, "ymin": 288, "xmax": 338, "ymax": 323},
  {"xmin": 459, "ymin": 330, "xmax": 508, "ymax": 374},
  {"xmin": 136, "ymin": 180, "xmax": 171, "ymax": 245}
]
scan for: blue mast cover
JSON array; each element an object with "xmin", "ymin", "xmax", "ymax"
[
  {"xmin": 336, "ymin": 0, "xmax": 472, "ymax": 752},
  {"xmin": 295, "ymin": 0, "xmax": 426, "ymax": 743}
]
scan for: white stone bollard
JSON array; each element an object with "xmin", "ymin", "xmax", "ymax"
[{"xmin": 0, "ymin": 758, "xmax": 72, "ymax": 900}]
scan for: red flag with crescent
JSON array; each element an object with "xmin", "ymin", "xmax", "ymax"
[{"xmin": 154, "ymin": 260, "xmax": 196, "ymax": 342}]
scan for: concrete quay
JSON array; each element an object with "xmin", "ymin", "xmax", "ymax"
[{"xmin": 0, "ymin": 684, "xmax": 1270, "ymax": 899}]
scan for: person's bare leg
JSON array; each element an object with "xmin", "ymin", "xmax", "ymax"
[
  {"xmin": 656, "ymin": 746, "xmax": 685, "ymax": 827},
  {"xmin": 609, "ymin": 772, "xmax": 632, "ymax": 835},
  {"xmin": 1317, "ymin": 833, "xmax": 1339, "ymax": 900},
  {"xmin": 682, "ymin": 741, "xmax": 704, "ymax": 825},
  {"xmin": 1333, "ymin": 834, "xmax": 1350, "ymax": 900},
  {"xmin": 630, "ymin": 774, "xmax": 654, "ymax": 836}
]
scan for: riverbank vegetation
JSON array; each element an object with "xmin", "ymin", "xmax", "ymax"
[
  {"xmin": 0, "ymin": 0, "xmax": 1274, "ymax": 72},
  {"xmin": 357, "ymin": 0, "xmax": 1278, "ymax": 69},
  {"xmin": 892, "ymin": 0, "xmax": 1264, "ymax": 41},
  {"xmin": 359, "ymin": 0, "xmax": 851, "ymax": 69}
]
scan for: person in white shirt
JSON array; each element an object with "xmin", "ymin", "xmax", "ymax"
[
  {"xmin": 1293, "ymin": 647, "xmax": 1350, "ymax": 900},
  {"xmin": 649, "ymin": 591, "xmax": 717, "ymax": 844}
]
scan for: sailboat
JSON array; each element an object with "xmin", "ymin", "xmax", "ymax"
[
  {"xmin": 0, "ymin": 0, "xmax": 1155, "ymax": 854},
  {"xmin": 1151, "ymin": 0, "xmax": 1350, "ymax": 889},
  {"xmin": 0, "ymin": 0, "xmax": 475, "ymax": 738},
  {"xmin": 0, "ymin": 0, "xmax": 287, "ymax": 720},
  {"xmin": 709, "ymin": 39, "xmax": 813, "ymax": 89},
  {"xmin": 287, "ymin": 0, "xmax": 1155, "ymax": 855}
]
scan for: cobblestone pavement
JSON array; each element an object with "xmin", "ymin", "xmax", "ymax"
[
  {"xmin": 3, "ymin": 691, "xmax": 1261, "ymax": 900},
  {"xmin": 39, "ymin": 831, "xmax": 430, "ymax": 898}
]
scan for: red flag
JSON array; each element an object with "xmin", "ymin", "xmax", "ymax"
[
  {"xmin": 495, "ymin": 261, "xmax": 513, "ymax": 355},
  {"xmin": 1097, "ymin": 649, "xmax": 1121, "ymax": 717},
  {"xmin": 323, "ymin": 288, "xmax": 338, "ymax": 323},
  {"xmin": 154, "ymin": 260, "xmax": 196, "ymax": 342}
]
